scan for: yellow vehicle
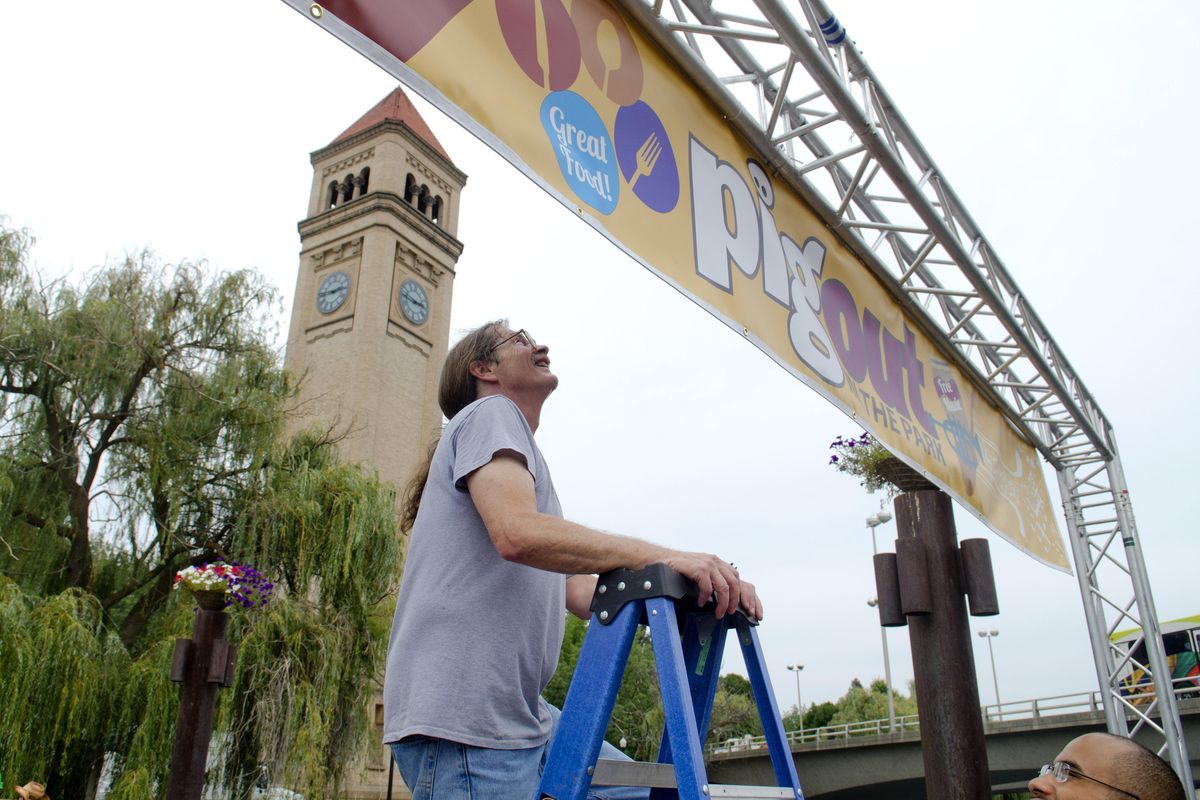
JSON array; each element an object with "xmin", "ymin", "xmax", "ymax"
[{"xmin": 1111, "ymin": 615, "xmax": 1200, "ymax": 703}]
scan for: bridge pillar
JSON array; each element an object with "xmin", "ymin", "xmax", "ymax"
[{"xmin": 895, "ymin": 489, "xmax": 990, "ymax": 800}]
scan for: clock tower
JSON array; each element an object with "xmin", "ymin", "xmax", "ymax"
[{"xmin": 284, "ymin": 87, "xmax": 467, "ymax": 499}]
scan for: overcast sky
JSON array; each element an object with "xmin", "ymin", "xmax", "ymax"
[{"xmin": 3, "ymin": 0, "xmax": 1199, "ymax": 720}]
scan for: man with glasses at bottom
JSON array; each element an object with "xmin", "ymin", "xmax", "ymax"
[
  {"xmin": 1028, "ymin": 733, "xmax": 1185, "ymax": 800},
  {"xmin": 382, "ymin": 322, "xmax": 763, "ymax": 799}
]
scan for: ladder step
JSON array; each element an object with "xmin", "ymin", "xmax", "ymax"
[
  {"xmin": 592, "ymin": 758, "xmax": 676, "ymax": 788},
  {"xmin": 590, "ymin": 760, "xmax": 797, "ymax": 798}
]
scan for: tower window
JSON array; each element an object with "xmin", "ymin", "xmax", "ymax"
[
  {"xmin": 327, "ymin": 181, "xmax": 339, "ymax": 209},
  {"xmin": 356, "ymin": 167, "xmax": 370, "ymax": 198},
  {"xmin": 417, "ymin": 185, "xmax": 430, "ymax": 215},
  {"xmin": 341, "ymin": 173, "xmax": 356, "ymax": 204},
  {"xmin": 404, "ymin": 173, "xmax": 417, "ymax": 204},
  {"xmin": 431, "ymin": 196, "xmax": 443, "ymax": 226}
]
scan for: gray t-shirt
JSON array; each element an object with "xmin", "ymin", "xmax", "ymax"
[{"xmin": 383, "ymin": 395, "xmax": 565, "ymax": 749}]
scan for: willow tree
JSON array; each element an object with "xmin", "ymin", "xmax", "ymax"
[{"xmin": 0, "ymin": 222, "xmax": 403, "ymax": 799}]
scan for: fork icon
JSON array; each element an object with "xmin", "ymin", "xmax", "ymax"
[{"xmin": 630, "ymin": 132, "xmax": 662, "ymax": 184}]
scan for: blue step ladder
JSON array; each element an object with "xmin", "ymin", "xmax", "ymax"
[{"xmin": 538, "ymin": 563, "xmax": 804, "ymax": 800}]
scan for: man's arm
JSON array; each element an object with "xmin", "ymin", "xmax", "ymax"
[
  {"xmin": 566, "ymin": 574, "xmax": 597, "ymax": 620},
  {"xmin": 467, "ymin": 454, "xmax": 761, "ymax": 619}
]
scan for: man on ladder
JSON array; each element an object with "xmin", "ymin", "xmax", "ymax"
[{"xmin": 382, "ymin": 321, "xmax": 764, "ymax": 799}]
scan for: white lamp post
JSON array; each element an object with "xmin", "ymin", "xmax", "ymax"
[
  {"xmin": 866, "ymin": 511, "xmax": 892, "ymax": 554},
  {"xmin": 866, "ymin": 512, "xmax": 896, "ymax": 732},
  {"xmin": 977, "ymin": 629, "xmax": 1001, "ymax": 719},
  {"xmin": 786, "ymin": 663, "xmax": 804, "ymax": 722}
]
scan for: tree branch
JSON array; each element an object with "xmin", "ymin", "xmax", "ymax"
[
  {"xmin": 82, "ymin": 354, "xmax": 157, "ymax": 490},
  {"xmin": 99, "ymin": 545, "xmax": 194, "ymax": 609},
  {"xmin": 0, "ymin": 382, "xmax": 38, "ymax": 396}
]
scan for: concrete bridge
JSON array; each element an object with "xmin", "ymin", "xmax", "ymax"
[{"xmin": 706, "ymin": 693, "xmax": 1200, "ymax": 799}]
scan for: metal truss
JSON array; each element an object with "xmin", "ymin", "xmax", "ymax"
[
  {"xmin": 1058, "ymin": 449, "xmax": 1189, "ymax": 772},
  {"xmin": 610, "ymin": 0, "xmax": 1193, "ymax": 784}
]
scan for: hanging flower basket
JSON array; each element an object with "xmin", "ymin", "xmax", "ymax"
[
  {"xmin": 875, "ymin": 456, "xmax": 936, "ymax": 493},
  {"xmin": 174, "ymin": 561, "xmax": 274, "ymax": 610},
  {"xmin": 190, "ymin": 589, "xmax": 230, "ymax": 612},
  {"xmin": 828, "ymin": 432, "xmax": 936, "ymax": 495}
]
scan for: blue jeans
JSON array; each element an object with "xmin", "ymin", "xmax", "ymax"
[{"xmin": 389, "ymin": 705, "xmax": 649, "ymax": 799}]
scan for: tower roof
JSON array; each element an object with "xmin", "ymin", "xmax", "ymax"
[{"xmin": 331, "ymin": 86, "xmax": 452, "ymax": 163}]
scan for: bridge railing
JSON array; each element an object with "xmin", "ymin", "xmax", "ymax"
[
  {"xmin": 981, "ymin": 678, "xmax": 1200, "ymax": 723},
  {"xmin": 708, "ymin": 681, "xmax": 1199, "ymax": 755},
  {"xmin": 980, "ymin": 690, "xmax": 1105, "ymax": 723},
  {"xmin": 709, "ymin": 714, "xmax": 921, "ymax": 755}
]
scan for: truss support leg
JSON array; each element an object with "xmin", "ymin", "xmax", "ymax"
[
  {"xmin": 1057, "ymin": 465, "xmax": 1128, "ymax": 734},
  {"xmin": 1056, "ymin": 454, "xmax": 1194, "ymax": 790}
]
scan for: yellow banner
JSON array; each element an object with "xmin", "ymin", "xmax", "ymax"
[{"xmin": 308, "ymin": 0, "xmax": 1068, "ymax": 570}]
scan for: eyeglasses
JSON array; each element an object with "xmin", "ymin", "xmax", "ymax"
[
  {"xmin": 490, "ymin": 329, "xmax": 536, "ymax": 353},
  {"xmin": 1038, "ymin": 762, "xmax": 1140, "ymax": 799}
]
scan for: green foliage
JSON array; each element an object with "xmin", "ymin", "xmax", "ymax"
[
  {"xmin": 607, "ymin": 628, "xmax": 664, "ymax": 762},
  {"xmin": 801, "ymin": 701, "xmax": 838, "ymax": 730},
  {"xmin": 221, "ymin": 435, "xmax": 401, "ymax": 798},
  {"xmin": 232, "ymin": 431, "xmax": 399, "ymax": 621},
  {"xmin": 827, "ymin": 676, "xmax": 918, "ymax": 728},
  {"xmin": 105, "ymin": 767, "xmax": 156, "ymax": 800},
  {"xmin": 707, "ymin": 684, "xmax": 763, "ymax": 744},
  {"xmin": 545, "ymin": 615, "xmax": 664, "ymax": 762},
  {"xmin": 543, "ymin": 614, "xmax": 587, "ymax": 708},
  {"xmin": 106, "ymin": 600, "xmax": 193, "ymax": 793},
  {"xmin": 718, "ymin": 672, "xmax": 752, "ymax": 697},
  {"xmin": 0, "ymin": 224, "xmax": 287, "ymax": 624},
  {"xmin": 827, "ymin": 432, "xmax": 897, "ymax": 496},
  {"xmin": 0, "ymin": 223, "xmax": 402, "ymax": 799},
  {"xmin": 783, "ymin": 683, "xmax": 916, "ymax": 735},
  {"xmin": 0, "ymin": 578, "xmax": 132, "ymax": 790},
  {"xmin": 546, "ymin": 626, "xmax": 771, "ymax": 756}
]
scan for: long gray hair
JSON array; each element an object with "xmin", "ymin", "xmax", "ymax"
[{"xmin": 400, "ymin": 320, "xmax": 506, "ymax": 533}]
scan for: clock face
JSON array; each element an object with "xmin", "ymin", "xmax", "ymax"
[
  {"xmin": 399, "ymin": 279, "xmax": 430, "ymax": 325},
  {"xmin": 316, "ymin": 270, "xmax": 351, "ymax": 314}
]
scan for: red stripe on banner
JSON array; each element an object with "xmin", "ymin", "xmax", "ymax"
[{"xmin": 320, "ymin": 0, "xmax": 474, "ymax": 61}]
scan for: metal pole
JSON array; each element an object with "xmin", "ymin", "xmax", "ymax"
[
  {"xmin": 867, "ymin": 513, "xmax": 897, "ymax": 733},
  {"xmin": 987, "ymin": 636, "xmax": 999, "ymax": 711},
  {"xmin": 787, "ymin": 663, "xmax": 804, "ymax": 720},
  {"xmin": 879, "ymin": 624, "xmax": 896, "ymax": 733},
  {"xmin": 978, "ymin": 630, "xmax": 1001, "ymax": 721}
]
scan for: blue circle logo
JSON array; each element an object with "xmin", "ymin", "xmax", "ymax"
[
  {"xmin": 615, "ymin": 101, "xmax": 679, "ymax": 213},
  {"xmin": 541, "ymin": 91, "xmax": 619, "ymax": 215}
]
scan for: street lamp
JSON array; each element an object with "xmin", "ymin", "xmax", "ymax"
[
  {"xmin": 866, "ymin": 511, "xmax": 892, "ymax": 554},
  {"xmin": 866, "ymin": 512, "xmax": 896, "ymax": 732},
  {"xmin": 786, "ymin": 664, "xmax": 804, "ymax": 722},
  {"xmin": 977, "ymin": 629, "xmax": 1001, "ymax": 719}
]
